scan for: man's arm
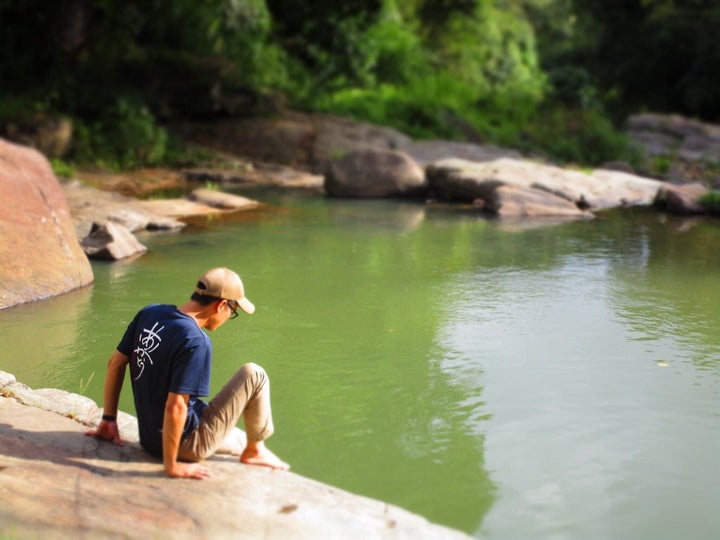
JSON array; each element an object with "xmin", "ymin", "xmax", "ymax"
[
  {"xmin": 162, "ymin": 392, "xmax": 210, "ymax": 479},
  {"xmin": 85, "ymin": 350, "xmax": 129, "ymax": 445}
]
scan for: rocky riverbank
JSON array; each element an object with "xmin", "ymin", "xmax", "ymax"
[
  {"xmin": 3, "ymin": 109, "xmax": 720, "ymax": 307},
  {"xmin": 2, "ymin": 110, "xmax": 719, "ymax": 538},
  {"xmin": 0, "ymin": 370, "xmax": 470, "ymax": 539}
]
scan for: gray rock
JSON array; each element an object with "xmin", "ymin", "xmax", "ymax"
[
  {"xmin": 399, "ymin": 140, "xmax": 522, "ymax": 167},
  {"xmin": 655, "ymin": 182, "xmax": 710, "ymax": 215},
  {"xmin": 311, "ymin": 113, "xmax": 412, "ymax": 171},
  {"xmin": 188, "ymin": 187, "xmax": 260, "ymax": 210},
  {"xmin": 176, "ymin": 112, "xmax": 412, "ymax": 173},
  {"xmin": 427, "ymin": 158, "xmax": 665, "ymax": 216},
  {"xmin": 627, "ymin": 113, "xmax": 720, "ymax": 171},
  {"xmin": 486, "ymin": 184, "xmax": 593, "ymax": 218},
  {"xmin": 81, "ymin": 221, "xmax": 148, "ymax": 260},
  {"xmin": 182, "ymin": 163, "xmax": 324, "ymax": 190},
  {"xmin": 62, "ymin": 180, "xmax": 186, "ymax": 233},
  {"xmin": 178, "ymin": 114, "xmax": 316, "ymax": 167},
  {"xmin": 326, "ymin": 147, "xmax": 426, "ymax": 198}
]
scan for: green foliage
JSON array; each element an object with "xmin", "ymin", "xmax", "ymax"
[
  {"xmin": 302, "ymin": 0, "xmax": 547, "ymax": 146},
  {"xmin": 0, "ymin": 0, "xmax": 285, "ymax": 167},
  {"xmin": 649, "ymin": 154, "xmax": 674, "ymax": 177},
  {"xmin": 568, "ymin": 0, "xmax": 720, "ymax": 119},
  {"xmin": 71, "ymin": 98, "xmax": 170, "ymax": 170},
  {"xmin": 313, "ymin": 75, "xmax": 478, "ymax": 139},
  {"xmin": 518, "ymin": 108, "xmax": 642, "ymax": 166},
  {"xmin": 361, "ymin": 4, "xmax": 428, "ymax": 86},
  {"xmin": 698, "ymin": 190, "xmax": 720, "ymax": 214},
  {"xmin": 429, "ymin": 3, "xmax": 545, "ymax": 103},
  {"xmin": 50, "ymin": 159, "xmax": 75, "ymax": 179},
  {"xmin": 4, "ymin": 0, "xmax": 718, "ymax": 170}
]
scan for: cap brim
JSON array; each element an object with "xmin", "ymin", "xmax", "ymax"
[{"xmin": 237, "ymin": 297, "xmax": 255, "ymax": 314}]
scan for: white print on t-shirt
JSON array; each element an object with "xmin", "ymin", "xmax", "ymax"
[{"xmin": 133, "ymin": 321, "xmax": 164, "ymax": 380}]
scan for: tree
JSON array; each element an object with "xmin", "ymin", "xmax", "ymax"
[{"xmin": 571, "ymin": 0, "xmax": 720, "ymax": 120}]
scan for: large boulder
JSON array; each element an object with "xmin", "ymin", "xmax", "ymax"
[
  {"xmin": 628, "ymin": 113, "xmax": 720, "ymax": 162},
  {"xmin": 325, "ymin": 148, "xmax": 426, "ymax": 198},
  {"xmin": 627, "ymin": 113, "xmax": 720, "ymax": 182},
  {"xmin": 0, "ymin": 139, "xmax": 93, "ymax": 309},
  {"xmin": 427, "ymin": 158, "xmax": 665, "ymax": 217},
  {"xmin": 310, "ymin": 113, "xmax": 412, "ymax": 171}
]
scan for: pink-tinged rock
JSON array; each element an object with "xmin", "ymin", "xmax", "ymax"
[
  {"xmin": 0, "ymin": 139, "xmax": 93, "ymax": 309},
  {"xmin": 0, "ymin": 371, "xmax": 471, "ymax": 540}
]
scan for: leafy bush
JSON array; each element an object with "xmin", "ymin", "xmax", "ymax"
[
  {"xmin": 517, "ymin": 108, "xmax": 642, "ymax": 167},
  {"xmin": 698, "ymin": 190, "xmax": 720, "ymax": 214},
  {"xmin": 297, "ymin": 0, "xmax": 548, "ymax": 145},
  {"xmin": 71, "ymin": 98, "xmax": 170, "ymax": 170},
  {"xmin": 50, "ymin": 159, "xmax": 75, "ymax": 179},
  {"xmin": 313, "ymin": 73, "xmax": 484, "ymax": 140}
]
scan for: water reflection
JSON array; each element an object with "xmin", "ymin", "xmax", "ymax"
[
  {"xmin": 0, "ymin": 286, "xmax": 93, "ymax": 390},
  {"xmin": 472, "ymin": 211, "xmax": 720, "ymax": 540},
  {"xmin": 328, "ymin": 200, "xmax": 427, "ymax": 233},
  {"xmin": 604, "ymin": 210, "xmax": 720, "ymax": 371}
]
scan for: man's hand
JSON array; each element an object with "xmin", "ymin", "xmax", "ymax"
[
  {"xmin": 166, "ymin": 462, "xmax": 211, "ymax": 480},
  {"xmin": 85, "ymin": 419, "xmax": 124, "ymax": 446}
]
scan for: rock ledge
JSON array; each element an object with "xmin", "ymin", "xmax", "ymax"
[{"xmin": 0, "ymin": 371, "xmax": 469, "ymax": 539}]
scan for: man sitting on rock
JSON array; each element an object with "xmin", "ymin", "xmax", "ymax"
[{"xmin": 87, "ymin": 267, "xmax": 289, "ymax": 478}]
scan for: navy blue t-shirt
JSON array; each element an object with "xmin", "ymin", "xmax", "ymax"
[{"xmin": 117, "ymin": 304, "xmax": 211, "ymax": 456}]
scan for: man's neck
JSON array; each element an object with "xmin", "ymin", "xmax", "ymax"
[{"xmin": 178, "ymin": 301, "xmax": 209, "ymax": 329}]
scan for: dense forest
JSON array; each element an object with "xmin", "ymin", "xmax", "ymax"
[{"xmin": 1, "ymin": 0, "xmax": 719, "ymax": 169}]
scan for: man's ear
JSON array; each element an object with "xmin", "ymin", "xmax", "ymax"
[{"xmin": 215, "ymin": 299, "xmax": 228, "ymax": 314}]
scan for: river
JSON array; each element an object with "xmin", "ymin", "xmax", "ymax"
[{"xmin": 1, "ymin": 188, "xmax": 719, "ymax": 539}]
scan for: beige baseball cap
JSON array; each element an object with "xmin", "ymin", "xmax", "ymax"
[{"xmin": 194, "ymin": 267, "xmax": 255, "ymax": 314}]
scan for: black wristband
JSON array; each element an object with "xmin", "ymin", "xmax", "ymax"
[{"xmin": 102, "ymin": 414, "xmax": 117, "ymax": 422}]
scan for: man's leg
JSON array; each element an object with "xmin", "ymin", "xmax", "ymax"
[{"xmin": 178, "ymin": 363, "xmax": 288, "ymax": 469}]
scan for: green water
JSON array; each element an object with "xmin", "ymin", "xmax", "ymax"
[{"xmin": 2, "ymin": 189, "xmax": 719, "ymax": 539}]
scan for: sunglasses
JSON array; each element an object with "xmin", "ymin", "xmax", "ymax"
[{"xmin": 227, "ymin": 300, "xmax": 240, "ymax": 319}]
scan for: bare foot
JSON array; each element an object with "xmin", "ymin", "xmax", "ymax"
[{"xmin": 240, "ymin": 441, "xmax": 290, "ymax": 470}]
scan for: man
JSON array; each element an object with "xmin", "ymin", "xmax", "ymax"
[{"xmin": 86, "ymin": 267, "xmax": 289, "ymax": 479}]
